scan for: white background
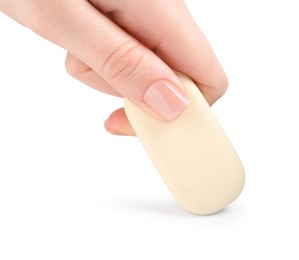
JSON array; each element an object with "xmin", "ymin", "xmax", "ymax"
[{"xmin": 1, "ymin": 0, "xmax": 299, "ymax": 259}]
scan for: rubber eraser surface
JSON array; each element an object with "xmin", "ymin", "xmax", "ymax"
[{"xmin": 124, "ymin": 73, "xmax": 245, "ymax": 215}]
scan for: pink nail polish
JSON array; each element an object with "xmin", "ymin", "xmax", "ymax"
[{"xmin": 144, "ymin": 81, "xmax": 189, "ymax": 120}]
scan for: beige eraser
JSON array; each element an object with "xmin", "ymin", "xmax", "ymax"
[{"xmin": 124, "ymin": 73, "xmax": 245, "ymax": 215}]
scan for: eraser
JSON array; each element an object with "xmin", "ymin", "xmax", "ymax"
[{"xmin": 124, "ymin": 72, "xmax": 245, "ymax": 215}]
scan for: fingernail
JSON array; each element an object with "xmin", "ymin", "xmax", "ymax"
[{"xmin": 144, "ymin": 80, "xmax": 189, "ymax": 120}]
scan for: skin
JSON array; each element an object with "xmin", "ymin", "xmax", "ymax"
[{"xmin": 0, "ymin": 0, "xmax": 228, "ymax": 136}]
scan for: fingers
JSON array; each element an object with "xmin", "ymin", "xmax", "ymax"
[
  {"xmin": 9, "ymin": 0, "xmax": 228, "ymax": 137},
  {"xmin": 19, "ymin": 1, "xmax": 189, "ymax": 121},
  {"xmin": 63, "ymin": 1, "xmax": 228, "ymax": 136}
]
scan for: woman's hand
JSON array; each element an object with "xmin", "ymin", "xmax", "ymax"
[{"xmin": 0, "ymin": 0, "xmax": 228, "ymax": 135}]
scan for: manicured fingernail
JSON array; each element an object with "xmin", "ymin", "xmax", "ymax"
[{"xmin": 144, "ymin": 80, "xmax": 189, "ymax": 120}]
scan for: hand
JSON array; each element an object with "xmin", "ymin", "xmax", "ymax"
[{"xmin": 0, "ymin": 0, "xmax": 228, "ymax": 136}]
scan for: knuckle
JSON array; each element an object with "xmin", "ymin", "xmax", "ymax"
[
  {"xmin": 65, "ymin": 55, "xmax": 78, "ymax": 76},
  {"xmin": 100, "ymin": 41, "xmax": 145, "ymax": 83},
  {"xmin": 64, "ymin": 55, "xmax": 75, "ymax": 76},
  {"xmin": 65, "ymin": 54, "xmax": 90, "ymax": 77}
]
